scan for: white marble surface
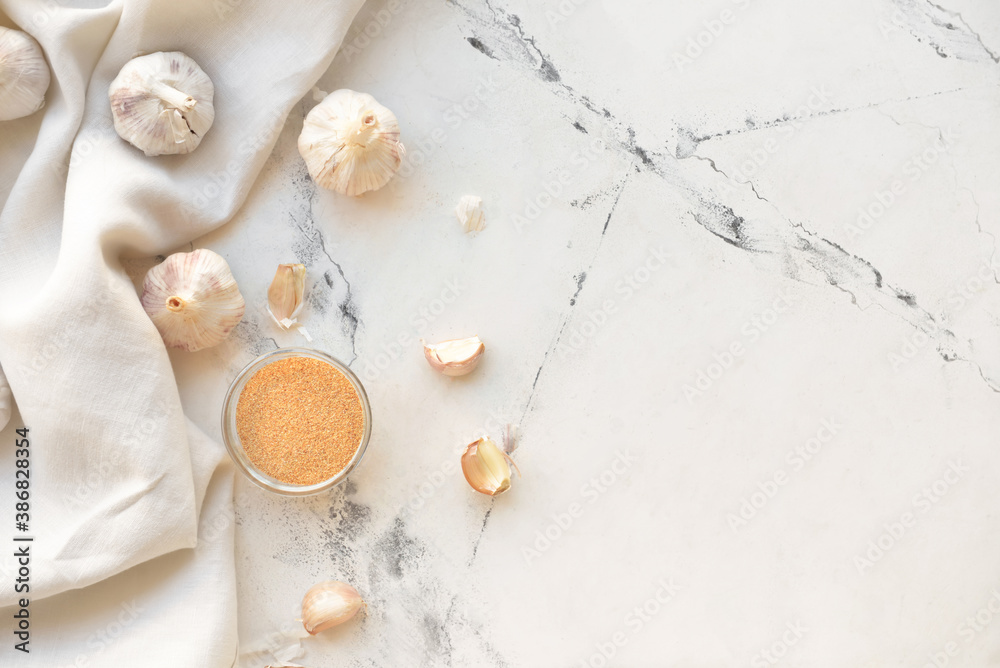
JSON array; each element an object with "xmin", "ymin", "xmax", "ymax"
[{"xmin": 161, "ymin": 0, "xmax": 1000, "ymax": 665}]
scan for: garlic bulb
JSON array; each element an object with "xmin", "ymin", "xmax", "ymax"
[
  {"xmin": 298, "ymin": 89, "xmax": 403, "ymax": 196},
  {"xmin": 268, "ymin": 263, "xmax": 307, "ymax": 328},
  {"xmin": 301, "ymin": 580, "xmax": 365, "ymax": 635},
  {"xmin": 455, "ymin": 195, "xmax": 485, "ymax": 233},
  {"xmin": 109, "ymin": 52, "xmax": 215, "ymax": 156},
  {"xmin": 0, "ymin": 364, "xmax": 12, "ymax": 431},
  {"xmin": 141, "ymin": 249, "xmax": 245, "ymax": 352},
  {"xmin": 423, "ymin": 336, "xmax": 485, "ymax": 376},
  {"xmin": 462, "ymin": 436, "xmax": 519, "ymax": 496},
  {"xmin": 0, "ymin": 27, "xmax": 50, "ymax": 121}
]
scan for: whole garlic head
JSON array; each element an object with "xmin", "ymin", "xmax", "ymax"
[
  {"xmin": 141, "ymin": 249, "xmax": 245, "ymax": 352},
  {"xmin": 109, "ymin": 52, "xmax": 215, "ymax": 156},
  {"xmin": 0, "ymin": 27, "xmax": 50, "ymax": 122},
  {"xmin": 298, "ymin": 89, "xmax": 403, "ymax": 196}
]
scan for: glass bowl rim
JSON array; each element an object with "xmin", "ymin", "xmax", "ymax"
[{"xmin": 221, "ymin": 346, "xmax": 372, "ymax": 496}]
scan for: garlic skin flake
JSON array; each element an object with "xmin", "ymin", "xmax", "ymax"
[
  {"xmin": 0, "ymin": 27, "xmax": 50, "ymax": 121},
  {"xmin": 141, "ymin": 249, "xmax": 245, "ymax": 352},
  {"xmin": 268, "ymin": 263, "xmax": 307, "ymax": 328},
  {"xmin": 462, "ymin": 437, "xmax": 519, "ymax": 496},
  {"xmin": 109, "ymin": 52, "xmax": 215, "ymax": 156},
  {"xmin": 298, "ymin": 89, "xmax": 403, "ymax": 196},
  {"xmin": 455, "ymin": 195, "xmax": 485, "ymax": 233},
  {"xmin": 423, "ymin": 336, "xmax": 485, "ymax": 376},
  {"xmin": 301, "ymin": 580, "xmax": 365, "ymax": 635}
]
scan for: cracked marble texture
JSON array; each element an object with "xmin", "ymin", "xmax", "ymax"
[{"xmin": 167, "ymin": 0, "xmax": 1000, "ymax": 665}]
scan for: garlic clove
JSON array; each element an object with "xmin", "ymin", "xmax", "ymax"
[
  {"xmin": 462, "ymin": 437, "xmax": 518, "ymax": 496},
  {"xmin": 422, "ymin": 336, "xmax": 485, "ymax": 376},
  {"xmin": 140, "ymin": 249, "xmax": 245, "ymax": 352},
  {"xmin": 455, "ymin": 195, "xmax": 485, "ymax": 233},
  {"xmin": 298, "ymin": 89, "xmax": 404, "ymax": 196},
  {"xmin": 109, "ymin": 52, "xmax": 215, "ymax": 156},
  {"xmin": 267, "ymin": 263, "xmax": 307, "ymax": 328},
  {"xmin": 301, "ymin": 580, "xmax": 365, "ymax": 635},
  {"xmin": 0, "ymin": 27, "xmax": 50, "ymax": 122}
]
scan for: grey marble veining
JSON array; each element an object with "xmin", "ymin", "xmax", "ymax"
[{"xmin": 168, "ymin": 0, "xmax": 1000, "ymax": 665}]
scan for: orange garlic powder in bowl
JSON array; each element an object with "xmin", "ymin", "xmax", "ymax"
[{"xmin": 222, "ymin": 348, "xmax": 371, "ymax": 495}]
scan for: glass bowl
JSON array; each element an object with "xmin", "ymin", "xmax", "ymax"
[{"xmin": 221, "ymin": 347, "xmax": 372, "ymax": 496}]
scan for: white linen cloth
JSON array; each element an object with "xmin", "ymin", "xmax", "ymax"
[{"xmin": 0, "ymin": 0, "xmax": 365, "ymax": 664}]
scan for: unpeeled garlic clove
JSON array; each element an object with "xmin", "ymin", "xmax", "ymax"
[
  {"xmin": 298, "ymin": 89, "xmax": 403, "ymax": 196},
  {"xmin": 455, "ymin": 195, "xmax": 485, "ymax": 233},
  {"xmin": 109, "ymin": 52, "xmax": 215, "ymax": 156},
  {"xmin": 140, "ymin": 249, "xmax": 245, "ymax": 352},
  {"xmin": 422, "ymin": 336, "xmax": 485, "ymax": 376},
  {"xmin": 0, "ymin": 27, "xmax": 50, "ymax": 121},
  {"xmin": 301, "ymin": 580, "xmax": 365, "ymax": 635},
  {"xmin": 462, "ymin": 436, "xmax": 519, "ymax": 496},
  {"xmin": 267, "ymin": 263, "xmax": 307, "ymax": 328}
]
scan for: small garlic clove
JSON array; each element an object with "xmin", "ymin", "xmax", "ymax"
[
  {"xmin": 298, "ymin": 89, "xmax": 404, "ymax": 196},
  {"xmin": 140, "ymin": 249, "xmax": 245, "ymax": 352},
  {"xmin": 301, "ymin": 580, "xmax": 365, "ymax": 635},
  {"xmin": 267, "ymin": 263, "xmax": 307, "ymax": 328},
  {"xmin": 0, "ymin": 27, "xmax": 50, "ymax": 121},
  {"xmin": 462, "ymin": 437, "xmax": 517, "ymax": 496},
  {"xmin": 108, "ymin": 52, "xmax": 215, "ymax": 156},
  {"xmin": 422, "ymin": 336, "xmax": 485, "ymax": 376},
  {"xmin": 455, "ymin": 195, "xmax": 485, "ymax": 233}
]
